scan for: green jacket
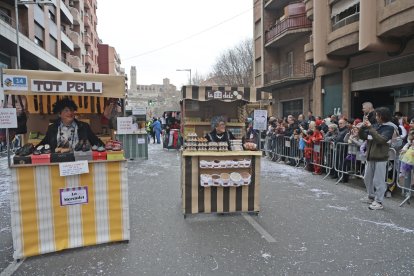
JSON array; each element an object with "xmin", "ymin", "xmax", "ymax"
[{"xmin": 358, "ymin": 123, "xmax": 394, "ymax": 161}]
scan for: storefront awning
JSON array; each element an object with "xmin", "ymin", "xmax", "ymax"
[
  {"xmin": 2, "ymin": 69, "xmax": 125, "ymax": 98},
  {"xmin": 181, "ymin": 85, "xmax": 261, "ymax": 103},
  {"xmin": 331, "ymin": 0, "xmax": 360, "ymax": 18}
]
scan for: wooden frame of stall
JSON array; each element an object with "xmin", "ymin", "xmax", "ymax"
[
  {"xmin": 3, "ymin": 69, "xmax": 130, "ymax": 260},
  {"xmin": 180, "ymin": 85, "xmax": 262, "ymax": 217}
]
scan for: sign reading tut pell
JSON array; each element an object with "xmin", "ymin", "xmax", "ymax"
[{"xmin": 31, "ymin": 80, "xmax": 102, "ymax": 93}]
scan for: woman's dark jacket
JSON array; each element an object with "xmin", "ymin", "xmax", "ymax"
[{"xmin": 37, "ymin": 119, "xmax": 104, "ymax": 151}]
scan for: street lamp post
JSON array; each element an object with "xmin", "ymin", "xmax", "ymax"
[{"xmin": 176, "ymin": 69, "xmax": 192, "ymax": 85}]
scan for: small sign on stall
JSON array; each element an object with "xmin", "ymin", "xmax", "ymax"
[
  {"xmin": 60, "ymin": 186, "xmax": 88, "ymax": 206},
  {"xmin": 253, "ymin": 109, "xmax": 268, "ymax": 131},
  {"xmin": 59, "ymin": 160, "xmax": 89, "ymax": 177},
  {"xmin": 137, "ymin": 138, "xmax": 146, "ymax": 144},
  {"xmin": 0, "ymin": 108, "xmax": 17, "ymax": 128},
  {"xmin": 132, "ymin": 106, "xmax": 146, "ymax": 115},
  {"xmin": 117, "ymin": 117, "xmax": 133, "ymax": 134}
]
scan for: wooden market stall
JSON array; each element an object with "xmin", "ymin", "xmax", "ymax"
[
  {"xmin": 180, "ymin": 85, "xmax": 262, "ymax": 216},
  {"xmin": 3, "ymin": 69, "xmax": 130, "ymax": 259}
]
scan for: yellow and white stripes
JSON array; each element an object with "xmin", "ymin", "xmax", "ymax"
[{"xmin": 10, "ymin": 161, "xmax": 130, "ymax": 259}]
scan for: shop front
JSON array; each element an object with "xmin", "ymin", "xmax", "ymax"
[{"xmin": 2, "ymin": 69, "xmax": 130, "ymax": 259}]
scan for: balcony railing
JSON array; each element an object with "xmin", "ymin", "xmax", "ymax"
[
  {"xmin": 265, "ymin": 14, "xmax": 311, "ymax": 44},
  {"xmin": 264, "ymin": 62, "xmax": 313, "ymax": 85},
  {"xmin": 0, "ymin": 9, "xmax": 29, "ymax": 37},
  {"xmin": 332, "ymin": 13, "xmax": 360, "ymax": 32}
]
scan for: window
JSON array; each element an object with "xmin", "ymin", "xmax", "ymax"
[
  {"xmin": 331, "ymin": 2, "xmax": 360, "ymax": 31},
  {"xmin": 282, "ymin": 99, "xmax": 303, "ymax": 118},
  {"xmin": 34, "ymin": 23, "xmax": 44, "ymax": 47},
  {"xmin": 287, "ymin": 51, "xmax": 294, "ymax": 77},
  {"xmin": 385, "ymin": 0, "xmax": 396, "ymax": 5},
  {"xmin": 49, "ymin": 35, "xmax": 57, "ymax": 57}
]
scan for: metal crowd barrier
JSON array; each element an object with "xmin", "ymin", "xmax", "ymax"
[
  {"xmin": 396, "ymin": 154, "xmax": 413, "ymax": 207},
  {"xmin": 306, "ymin": 140, "xmax": 336, "ymax": 178},
  {"xmin": 265, "ymin": 137, "xmax": 402, "ymax": 195}
]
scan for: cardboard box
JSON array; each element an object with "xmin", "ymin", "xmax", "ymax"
[
  {"xmin": 106, "ymin": 150, "xmax": 125, "ymax": 161},
  {"xmin": 31, "ymin": 154, "xmax": 51, "ymax": 164},
  {"xmin": 13, "ymin": 155, "xmax": 32, "ymax": 165},
  {"xmin": 51, "ymin": 152, "xmax": 75, "ymax": 163},
  {"xmin": 74, "ymin": 150, "xmax": 93, "ymax": 161},
  {"xmin": 92, "ymin": 151, "xmax": 107, "ymax": 161}
]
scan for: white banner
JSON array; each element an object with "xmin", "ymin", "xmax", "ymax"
[
  {"xmin": 31, "ymin": 79, "xmax": 102, "ymax": 93},
  {"xmin": 132, "ymin": 106, "xmax": 146, "ymax": 115}
]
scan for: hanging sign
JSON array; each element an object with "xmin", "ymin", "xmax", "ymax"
[
  {"xmin": 206, "ymin": 90, "xmax": 244, "ymax": 101},
  {"xmin": 60, "ymin": 186, "xmax": 89, "ymax": 206},
  {"xmin": 0, "ymin": 108, "xmax": 17, "ymax": 128},
  {"xmin": 253, "ymin": 109, "xmax": 268, "ymax": 131},
  {"xmin": 132, "ymin": 106, "xmax": 146, "ymax": 115},
  {"xmin": 31, "ymin": 80, "xmax": 102, "ymax": 93},
  {"xmin": 117, "ymin": 117, "xmax": 133, "ymax": 134}
]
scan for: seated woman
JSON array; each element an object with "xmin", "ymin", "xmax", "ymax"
[
  {"xmin": 37, "ymin": 98, "xmax": 104, "ymax": 153},
  {"xmin": 205, "ymin": 116, "xmax": 235, "ymax": 148}
]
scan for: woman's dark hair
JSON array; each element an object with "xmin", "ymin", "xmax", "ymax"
[
  {"xmin": 375, "ymin": 107, "xmax": 391, "ymax": 123},
  {"xmin": 52, "ymin": 97, "xmax": 78, "ymax": 114}
]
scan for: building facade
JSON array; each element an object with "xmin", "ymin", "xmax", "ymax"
[
  {"xmin": 254, "ymin": 0, "xmax": 313, "ymax": 118},
  {"xmin": 255, "ymin": 0, "xmax": 414, "ymax": 119},
  {"xmin": 97, "ymin": 43, "xmax": 121, "ymax": 75},
  {"xmin": 127, "ymin": 66, "xmax": 180, "ymax": 116},
  {"xmin": 0, "ymin": 0, "xmax": 100, "ymax": 73}
]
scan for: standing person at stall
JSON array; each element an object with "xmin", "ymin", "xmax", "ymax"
[
  {"xmin": 205, "ymin": 116, "xmax": 236, "ymax": 149},
  {"xmin": 37, "ymin": 98, "xmax": 104, "ymax": 152}
]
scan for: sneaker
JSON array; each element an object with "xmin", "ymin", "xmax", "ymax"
[
  {"xmin": 360, "ymin": 197, "xmax": 374, "ymax": 204},
  {"xmin": 368, "ymin": 201, "xmax": 383, "ymax": 210}
]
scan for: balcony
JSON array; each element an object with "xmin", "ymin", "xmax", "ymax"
[
  {"xmin": 332, "ymin": 12, "xmax": 359, "ymax": 32},
  {"xmin": 265, "ymin": 14, "xmax": 312, "ymax": 48},
  {"xmin": 84, "ymin": 0, "xmax": 92, "ymax": 11},
  {"xmin": 304, "ymin": 35, "xmax": 313, "ymax": 62},
  {"xmin": 378, "ymin": 1, "xmax": 414, "ymax": 38},
  {"xmin": 84, "ymin": 33, "xmax": 93, "ymax": 46},
  {"xmin": 59, "ymin": 0, "xmax": 74, "ymax": 25},
  {"xmin": 327, "ymin": 19, "xmax": 359, "ymax": 56},
  {"xmin": 264, "ymin": 0, "xmax": 291, "ymax": 10},
  {"xmin": 304, "ymin": 0, "xmax": 313, "ymax": 20},
  {"xmin": 60, "ymin": 31, "xmax": 74, "ymax": 52},
  {"xmin": 263, "ymin": 62, "xmax": 313, "ymax": 89},
  {"xmin": 85, "ymin": 53, "xmax": 93, "ymax": 65},
  {"xmin": 67, "ymin": 55, "xmax": 83, "ymax": 72},
  {"xmin": 68, "ymin": 30, "xmax": 82, "ymax": 48},
  {"xmin": 84, "ymin": 14, "xmax": 91, "ymax": 28},
  {"xmin": 70, "ymin": 7, "xmax": 81, "ymax": 25}
]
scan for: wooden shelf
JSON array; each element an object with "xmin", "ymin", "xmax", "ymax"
[{"xmin": 185, "ymin": 122, "xmax": 245, "ymax": 127}]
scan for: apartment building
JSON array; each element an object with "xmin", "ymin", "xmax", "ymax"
[
  {"xmin": 68, "ymin": 0, "xmax": 99, "ymax": 73},
  {"xmin": 307, "ymin": 0, "xmax": 414, "ymax": 119},
  {"xmin": 98, "ymin": 43, "xmax": 122, "ymax": 75},
  {"xmin": 0, "ymin": 0, "xmax": 74, "ymax": 71},
  {"xmin": 0, "ymin": 0, "xmax": 100, "ymax": 73},
  {"xmin": 255, "ymin": 0, "xmax": 414, "ymax": 119},
  {"xmin": 254, "ymin": 0, "xmax": 313, "ymax": 118}
]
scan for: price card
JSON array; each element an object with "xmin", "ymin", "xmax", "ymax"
[
  {"xmin": 59, "ymin": 160, "xmax": 89, "ymax": 177},
  {"xmin": 0, "ymin": 108, "xmax": 17, "ymax": 128}
]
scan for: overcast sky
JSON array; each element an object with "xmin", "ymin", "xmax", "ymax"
[{"xmin": 96, "ymin": 0, "xmax": 253, "ymax": 89}]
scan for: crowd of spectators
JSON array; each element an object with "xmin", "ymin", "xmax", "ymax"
[{"xmin": 264, "ymin": 102, "xmax": 412, "ymax": 210}]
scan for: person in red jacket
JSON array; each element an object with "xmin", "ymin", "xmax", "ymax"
[{"xmin": 310, "ymin": 125, "xmax": 324, "ymax": 175}]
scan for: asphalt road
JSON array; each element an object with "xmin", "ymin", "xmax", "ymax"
[{"xmin": 0, "ymin": 144, "xmax": 413, "ymax": 275}]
